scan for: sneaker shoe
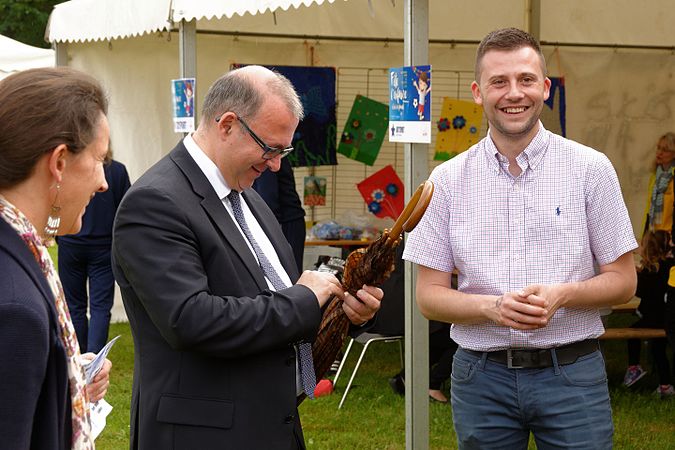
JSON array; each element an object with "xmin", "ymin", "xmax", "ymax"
[
  {"xmin": 622, "ymin": 365, "xmax": 647, "ymax": 387},
  {"xmin": 655, "ymin": 385, "xmax": 675, "ymax": 399}
]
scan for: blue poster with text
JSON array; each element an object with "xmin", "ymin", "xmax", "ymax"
[{"xmin": 389, "ymin": 65, "xmax": 431, "ymax": 143}]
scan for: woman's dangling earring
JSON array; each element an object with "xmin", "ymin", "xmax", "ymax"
[{"xmin": 44, "ymin": 183, "xmax": 61, "ymax": 237}]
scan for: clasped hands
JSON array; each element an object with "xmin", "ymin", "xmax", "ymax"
[
  {"xmin": 491, "ymin": 284, "xmax": 564, "ymax": 330},
  {"xmin": 297, "ymin": 270, "xmax": 382, "ymax": 326}
]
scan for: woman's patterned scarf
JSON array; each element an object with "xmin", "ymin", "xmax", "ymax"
[
  {"xmin": 0, "ymin": 195, "xmax": 93, "ymax": 449},
  {"xmin": 649, "ymin": 164, "xmax": 675, "ymax": 227}
]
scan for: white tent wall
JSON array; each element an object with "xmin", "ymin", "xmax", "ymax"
[
  {"xmin": 558, "ymin": 49, "xmax": 675, "ymax": 231},
  {"xmin": 66, "ymin": 36, "xmax": 178, "ymax": 173},
  {"xmin": 540, "ymin": 1, "xmax": 673, "ymax": 46},
  {"xmin": 189, "ymin": 0, "xmax": 523, "ymax": 42}
]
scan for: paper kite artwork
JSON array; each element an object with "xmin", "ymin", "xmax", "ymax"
[
  {"xmin": 356, "ymin": 165, "xmax": 404, "ymax": 220},
  {"xmin": 434, "ymin": 98, "xmax": 483, "ymax": 161},
  {"xmin": 337, "ymin": 95, "xmax": 389, "ymax": 166}
]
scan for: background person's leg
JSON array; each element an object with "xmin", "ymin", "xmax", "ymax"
[
  {"xmin": 624, "ymin": 317, "xmax": 648, "ymax": 386},
  {"xmin": 429, "ymin": 325, "xmax": 457, "ymax": 390},
  {"xmin": 666, "ymin": 291, "xmax": 675, "ymax": 365},
  {"xmin": 87, "ymin": 247, "xmax": 114, "ymax": 353},
  {"xmin": 58, "ymin": 243, "xmax": 89, "ymax": 351}
]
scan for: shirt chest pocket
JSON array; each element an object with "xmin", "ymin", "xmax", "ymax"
[{"xmin": 530, "ymin": 191, "xmax": 588, "ymax": 268}]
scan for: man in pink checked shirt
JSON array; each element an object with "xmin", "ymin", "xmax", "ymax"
[{"xmin": 404, "ymin": 28, "xmax": 637, "ymax": 450}]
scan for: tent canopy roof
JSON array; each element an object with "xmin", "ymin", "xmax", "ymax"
[
  {"xmin": 47, "ymin": 0, "xmax": 675, "ymax": 48},
  {"xmin": 47, "ymin": 0, "xmax": 339, "ymax": 43},
  {"xmin": 0, "ymin": 34, "xmax": 54, "ymax": 78}
]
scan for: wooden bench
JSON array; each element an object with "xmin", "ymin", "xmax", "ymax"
[
  {"xmin": 601, "ymin": 298, "xmax": 667, "ymax": 339},
  {"xmin": 610, "ymin": 299, "xmax": 639, "ymax": 314},
  {"xmin": 600, "ymin": 328, "xmax": 667, "ymax": 340}
]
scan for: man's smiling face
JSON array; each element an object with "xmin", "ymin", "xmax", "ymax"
[{"xmin": 471, "ymin": 46, "xmax": 551, "ymax": 143}]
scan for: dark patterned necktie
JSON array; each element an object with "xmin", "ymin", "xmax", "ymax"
[{"xmin": 228, "ymin": 191, "xmax": 316, "ymax": 398}]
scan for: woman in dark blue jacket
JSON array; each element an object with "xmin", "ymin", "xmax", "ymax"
[{"xmin": 0, "ymin": 68, "xmax": 112, "ymax": 449}]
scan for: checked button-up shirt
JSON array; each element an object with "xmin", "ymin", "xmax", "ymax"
[{"xmin": 404, "ymin": 124, "xmax": 637, "ymax": 351}]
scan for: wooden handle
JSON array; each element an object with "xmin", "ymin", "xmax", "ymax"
[
  {"xmin": 402, "ymin": 180, "xmax": 434, "ymax": 232},
  {"xmin": 387, "ymin": 180, "xmax": 434, "ymax": 243}
]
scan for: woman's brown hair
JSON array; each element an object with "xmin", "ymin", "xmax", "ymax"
[
  {"xmin": 639, "ymin": 230, "xmax": 670, "ymax": 272},
  {"xmin": 0, "ymin": 67, "xmax": 108, "ymax": 189}
]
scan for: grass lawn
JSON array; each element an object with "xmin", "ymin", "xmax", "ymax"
[{"xmin": 96, "ymin": 318, "xmax": 675, "ymax": 450}]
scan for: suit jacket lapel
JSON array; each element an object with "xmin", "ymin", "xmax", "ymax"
[{"xmin": 169, "ymin": 143, "xmax": 269, "ymax": 291}]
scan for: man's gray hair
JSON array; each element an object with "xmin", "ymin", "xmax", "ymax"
[{"xmin": 201, "ymin": 66, "xmax": 304, "ymax": 124}]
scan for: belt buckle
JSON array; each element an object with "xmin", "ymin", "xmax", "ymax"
[{"xmin": 506, "ymin": 349, "xmax": 524, "ymax": 369}]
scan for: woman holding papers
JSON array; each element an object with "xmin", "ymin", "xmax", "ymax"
[{"xmin": 0, "ymin": 67, "xmax": 112, "ymax": 450}]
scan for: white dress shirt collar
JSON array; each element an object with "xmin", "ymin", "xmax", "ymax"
[{"xmin": 183, "ymin": 133, "xmax": 233, "ymax": 200}]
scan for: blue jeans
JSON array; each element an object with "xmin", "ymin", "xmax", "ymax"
[{"xmin": 451, "ymin": 347, "xmax": 613, "ymax": 450}]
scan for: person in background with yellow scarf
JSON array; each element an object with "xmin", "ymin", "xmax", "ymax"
[
  {"xmin": 644, "ymin": 133, "xmax": 675, "ymax": 234},
  {"xmin": 643, "ymin": 132, "xmax": 675, "ymax": 398}
]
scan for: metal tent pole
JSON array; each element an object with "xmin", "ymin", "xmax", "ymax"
[
  {"xmin": 403, "ymin": 0, "xmax": 430, "ymax": 449},
  {"xmin": 179, "ymin": 19, "xmax": 197, "ymax": 130}
]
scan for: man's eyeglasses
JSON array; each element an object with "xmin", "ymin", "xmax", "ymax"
[{"xmin": 216, "ymin": 114, "xmax": 294, "ymax": 160}]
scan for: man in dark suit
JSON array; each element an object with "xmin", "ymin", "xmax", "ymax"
[{"xmin": 112, "ymin": 65, "xmax": 382, "ymax": 450}]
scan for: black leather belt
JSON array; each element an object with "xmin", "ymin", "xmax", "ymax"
[{"xmin": 464, "ymin": 339, "xmax": 600, "ymax": 369}]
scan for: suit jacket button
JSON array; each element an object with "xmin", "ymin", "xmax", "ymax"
[
  {"xmin": 286, "ymin": 356, "xmax": 295, "ymax": 366},
  {"xmin": 284, "ymin": 414, "xmax": 295, "ymax": 424}
]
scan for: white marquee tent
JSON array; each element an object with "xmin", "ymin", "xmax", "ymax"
[
  {"xmin": 0, "ymin": 34, "xmax": 54, "ymax": 80},
  {"xmin": 46, "ymin": 1, "xmax": 675, "ymax": 445}
]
